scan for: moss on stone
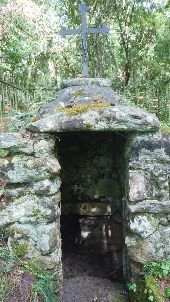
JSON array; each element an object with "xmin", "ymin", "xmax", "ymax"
[
  {"xmin": 56, "ymin": 100, "xmax": 109, "ymax": 116},
  {"xmin": 72, "ymin": 89, "xmax": 84, "ymax": 98},
  {"xmin": 0, "ymin": 149, "xmax": 9, "ymax": 157},
  {"xmin": 0, "ymin": 204, "xmax": 5, "ymax": 211},
  {"xmin": 85, "ymin": 123, "xmax": 93, "ymax": 129},
  {"xmin": 161, "ymin": 125, "xmax": 170, "ymax": 134},
  {"xmin": 12, "ymin": 242, "xmax": 29, "ymax": 258},
  {"xmin": 32, "ymin": 208, "xmax": 44, "ymax": 221}
]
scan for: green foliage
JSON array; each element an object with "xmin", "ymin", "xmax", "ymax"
[
  {"xmin": 129, "ymin": 259, "xmax": 170, "ymax": 302},
  {"xmin": 144, "ymin": 260, "xmax": 170, "ymax": 279},
  {"xmin": 31, "ymin": 267, "xmax": 57, "ymax": 302},
  {"xmin": 164, "ymin": 287, "xmax": 170, "ymax": 298},
  {"xmin": 128, "ymin": 282, "xmax": 137, "ymax": 293},
  {"xmin": 144, "ymin": 275, "xmax": 164, "ymax": 302},
  {"xmin": 0, "ymin": 0, "xmax": 170, "ymax": 123},
  {"xmin": 0, "ymin": 275, "xmax": 10, "ymax": 302}
]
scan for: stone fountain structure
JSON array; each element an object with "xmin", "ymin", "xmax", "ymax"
[{"xmin": 0, "ymin": 77, "xmax": 169, "ymax": 290}]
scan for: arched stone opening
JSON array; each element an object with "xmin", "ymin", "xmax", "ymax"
[{"xmin": 57, "ymin": 131, "xmax": 128, "ymax": 281}]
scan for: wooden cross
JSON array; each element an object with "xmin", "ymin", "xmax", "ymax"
[{"xmin": 59, "ymin": 1, "xmax": 110, "ymax": 77}]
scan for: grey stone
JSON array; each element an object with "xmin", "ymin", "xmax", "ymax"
[
  {"xmin": 127, "ymin": 132, "xmax": 170, "ymax": 202},
  {"xmin": 37, "ymin": 247, "xmax": 62, "ymax": 270},
  {"xmin": 0, "ymin": 133, "xmax": 34, "ymax": 155},
  {"xmin": 35, "ymin": 223, "xmax": 61, "ymax": 255},
  {"xmin": 60, "ymin": 77, "xmax": 112, "ymax": 88},
  {"xmin": 128, "ymin": 214, "xmax": 159, "ymax": 238},
  {"xmin": 9, "ymin": 222, "xmax": 61, "ymax": 255},
  {"xmin": 0, "ymin": 155, "xmax": 60, "ymax": 183},
  {"xmin": 30, "ymin": 178, "xmax": 61, "ymax": 195},
  {"xmin": 28, "ymin": 104, "xmax": 159, "ymax": 133},
  {"xmin": 129, "ymin": 131, "xmax": 170, "ymax": 163},
  {"xmin": 128, "ymin": 170, "xmax": 146, "ymax": 202},
  {"xmin": 126, "ymin": 226, "xmax": 170, "ymax": 264},
  {"xmin": 129, "ymin": 200, "xmax": 170, "ymax": 214},
  {"xmin": 37, "ymin": 85, "xmax": 122, "ymax": 119},
  {"xmin": 159, "ymin": 217, "xmax": 169, "ymax": 226},
  {"xmin": 33, "ymin": 136, "xmax": 56, "ymax": 156},
  {"xmin": 1, "ymin": 179, "xmax": 61, "ymax": 205},
  {"xmin": 0, "ymin": 193, "xmax": 61, "ymax": 226},
  {"xmin": 11, "ymin": 112, "xmax": 35, "ymax": 131},
  {"xmin": 0, "ymin": 133, "xmax": 56, "ymax": 157}
]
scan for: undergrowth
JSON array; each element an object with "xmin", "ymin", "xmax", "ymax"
[
  {"xmin": 128, "ymin": 259, "xmax": 170, "ymax": 302},
  {"xmin": 0, "ymin": 228, "xmax": 58, "ymax": 302}
]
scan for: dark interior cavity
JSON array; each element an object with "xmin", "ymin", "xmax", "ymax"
[{"xmin": 57, "ymin": 131, "xmax": 127, "ymax": 281}]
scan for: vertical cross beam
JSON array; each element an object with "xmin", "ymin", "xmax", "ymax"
[{"xmin": 79, "ymin": 2, "xmax": 89, "ymax": 76}]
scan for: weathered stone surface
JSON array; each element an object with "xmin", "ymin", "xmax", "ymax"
[
  {"xmin": 125, "ymin": 130, "xmax": 170, "ymax": 274},
  {"xmin": 38, "ymin": 247, "xmax": 62, "ymax": 270},
  {"xmin": 0, "ymin": 129, "xmax": 62, "ymax": 278},
  {"xmin": 61, "ymin": 77, "xmax": 112, "ymax": 88},
  {"xmin": 1, "ymin": 179, "xmax": 61, "ymax": 202},
  {"xmin": 129, "ymin": 214, "xmax": 159, "ymax": 238},
  {"xmin": 0, "ymin": 133, "xmax": 56, "ymax": 156},
  {"xmin": 0, "ymin": 193, "xmax": 61, "ymax": 226},
  {"xmin": 0, "ymin": 155, "xmax": 60, "ymax": 183},
  {"xmin": 127, "ymin": 131, "xmax": 170, "ymax": 202},
  {"xmin": 0, "ymin": 133, "xmax": 34, "ymax": 154},
  {"xmin": 37, "ymin": 86, "xmax": 122, "ymax": 120},
  {"xmin": 10, "ymin": 112, "xmax": 35, "ymax": 131},
  {"xmin": 28, "ymin": 104, "xmax": 159, "ymax": 133},
  {"xmin": 33, "ymin": 135, "xmax": 56, "ymax": 156},
  {"xmin": 8, "ymin": 222, "xmax": 61, "ymax": 255},
  {"xmin": 30, "ymin": 178, "xmax": 61, "ymax": 195},
  {"xmin": 129, "ymin": 200, "xmax": 170, "ymax": 214},
  {"xmin": 128, "ymin": 170, "xmax": 146, "ymax": 202},
  {"xmin": 126, "ymin": 226, "xmax": 170, "ymax": 264},
  {"xmin": 130, "ymin": 131, "xmax": 170, "ymax": 161}
]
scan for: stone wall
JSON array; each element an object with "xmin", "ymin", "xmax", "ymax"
[
  {"xmin": 0, "ymin": 132, "xmax": 62, "ymax": 282},
  {"xmin": 126, "ymin": 131, "xmax": 170, "ymax": 279},
  {"xmin": 0, "ymin": 129, "xmax": 169, "ymax": 285}
]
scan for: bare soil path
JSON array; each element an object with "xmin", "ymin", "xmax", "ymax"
[{"xmin": 59, "ymin": 251, "xmax": 128, "ymax": 302}]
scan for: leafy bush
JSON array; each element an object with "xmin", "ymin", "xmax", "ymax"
[{"xmin": 128, "ymin": 259, "xmax": 170, "ymax": 302}]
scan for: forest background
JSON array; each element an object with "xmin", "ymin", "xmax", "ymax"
[{"xmin": 0, "ymin": 0, "xmax": 170, "ymax": 130}]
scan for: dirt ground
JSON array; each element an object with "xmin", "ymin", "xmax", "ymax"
[
  {"xmin": 59, "ymin": 250, "xmax": 128, "ymax": 302},
  {"xmin": 59, "ymin": 276, "xmax": 127, "ymax": 302}
]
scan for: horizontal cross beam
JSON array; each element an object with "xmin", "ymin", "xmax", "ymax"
[{"xmin": 59, "ymin": 25, "xmax": 110, "ymax": 38}]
